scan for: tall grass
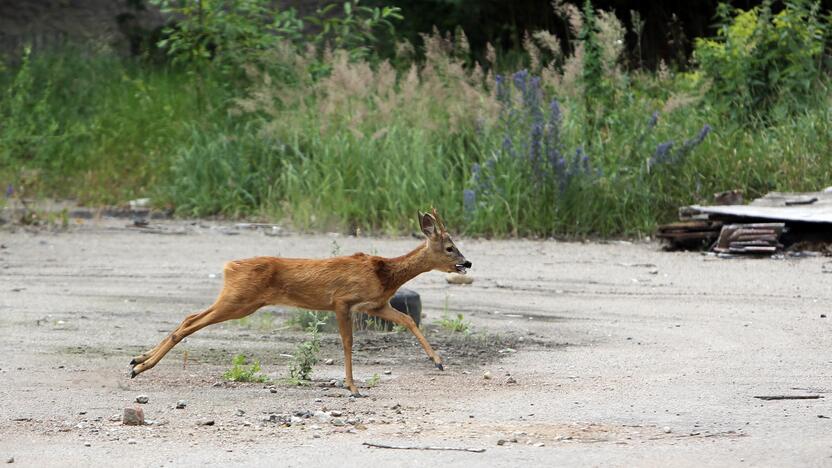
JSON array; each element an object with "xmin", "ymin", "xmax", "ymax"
[
  {"xmin": 0, "ymin": 47, "xmax": 228, "ymax": 204},
  {"xmin": 1, "ymin": 1, "xmax": 830, "ymax": 236}
]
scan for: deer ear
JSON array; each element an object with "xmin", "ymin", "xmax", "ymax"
[{"xmin": 419, "ymin": 212, "xmax": 438, "ymax": 238}]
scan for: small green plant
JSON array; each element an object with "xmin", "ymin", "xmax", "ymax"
[
  {"xmin": 288, "ymin": 321, "xmax": 324, "ymax": 384},
  {"xmin": 366, "ymin": 373, "xmax": 381, "ymax": 388},
  {"xmin": 437, "ymin": 313, "xmax": 470, "ymax": 333},
  {"xmin": 223, "ymin": 354, "xmax": 271, "ymax": 383},
  {"xmin": 392, "ymin": 324, "xmax": 407, "ymax": 333},
  {"xmin": 286, "ymin": 310, "xmax": 334, "ymax": 332},
  {"xmin": 235, "ymin": 310, "xmax": 278, "ymax": 331}
]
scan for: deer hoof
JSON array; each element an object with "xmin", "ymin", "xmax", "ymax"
[
  {"xmin": 129, "ymin": 358, "xmax": 137, "ymax": 366},
  {"xmin": 350, "ymin": 392, "xmax": 366, "ymax": 398},
  {"xmin": 435, "ymin": 362, "xmax": 444, "ymax": 371},
  {"xmin": 130, "ymin": 369, "xmax": 138, "ymax": 379}
]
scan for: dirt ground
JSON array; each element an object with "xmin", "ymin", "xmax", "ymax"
[{"xmin": 1, "ymin": 217, "xmax": 830, "ymax": 467}]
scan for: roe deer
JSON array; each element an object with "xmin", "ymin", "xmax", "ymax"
[{"xmin": 129, "ymin": 208, "xmax": 471, "ymax": 396}]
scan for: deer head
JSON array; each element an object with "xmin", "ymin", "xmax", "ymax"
[{"xmin": 419, "ymin": 208, "xmax": 472, "ymax": 274}]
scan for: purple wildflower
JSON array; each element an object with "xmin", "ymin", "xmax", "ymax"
[
  {"xmin": 512, "ymin": 70, "xmax": 528, "ymax": 96},
  {"xmin": 529, "ymin": 122, "xmax": 543, "ymax": 170},
  {"xmin": 648, "ymin": 141, "xmax": 674, "ymax": 168},
  {"xmin": 463, "ymin": 189, "xmax": 476, "ymax": 215},
  {"xmin": 5, "ymin": 184, "xmax": 13, "ymax": 198},
  {"xmin": 647, "ymin": 111, "xmax": 659, "ymax": 129}
]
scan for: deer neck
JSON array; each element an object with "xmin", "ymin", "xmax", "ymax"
[{"xmin": 384, "ymin": 242, "xmax": 434, "ymax": 291}]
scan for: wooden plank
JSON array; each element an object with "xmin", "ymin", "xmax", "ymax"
[{"xmin": 656, "ymin": 232, "xmax": 718, "ymax": 240}]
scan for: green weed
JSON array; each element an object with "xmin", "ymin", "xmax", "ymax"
[
  {"xmin": 437, "ymin": 313, "xmax": 470, "ymax": 334},
  {"xmin": 287, "ymin": 320, "xmax": 324, "ymax": 384},
  {"xmin": 223, "ymin": 354, "xmax": 271, "ymax": 383},
  {"xmin": 286, "ymin": 310, "xmax": 335, "ymax": 332}
]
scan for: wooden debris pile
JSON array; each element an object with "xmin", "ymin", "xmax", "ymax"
[
  {"xmin": 656, "ymin": 220, "xmax": 723, "ymax": 250},
  {"xmin": 713, "ymin": 223, "xmax": 785, "ymax": 255},
  {"xmin": 657, "ymin": 190, "xmax": 832, "ymax": 255}
]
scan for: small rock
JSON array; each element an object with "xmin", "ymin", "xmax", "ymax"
[
  {"xmin": 446, "ymin": 272, "xmax": 474, "ymax": 285},
  {"xmin": 331, "ymin": 418, "xmax": 346, "ymax": 427},
  {"xmin": 198, "ymin": 419, "xmax": 215, "ymax": 426},
  {"xmin": 483, "ymin": 371, "xmax": 492, "ymax": 380},
  {"xmin": 235, "ymin": 409, "xmax": 245, "ymax": 417},
  {"xmin": 135, "ymin": 395, "xmax": 149, "ymax": 404},
  {"xmin": 127, "ymin": 439, "xmax": 137, "ymax": 445},
  {"xmin": 84, "ymin": 442, "xmax": 91, "ymax": 447},
  {"xmin": 497, "ymin": 439, "xmax": 506, "ymax": 446},
  {"xmin": 821, "ymin": 314, "xmax": 827, "ymax": 318},
  {"xmin": 6, "ymin": 457, "xmax": 13, "ymax": 464},
  {"xmin": 506, "ymin": 376, "xmax": 517, "ymax": 384},
  {"xmin": 269, "ymin": 388, "xmax": 277, "ymax": 394},
  {"xmin": 330, "ymin": 410, "xmax": 343, "ymax": 417},
  {"xmin": 122, "ymin": 407, "xmax": 145, "ymax": 426},
  {"xmin": 324, "ymin": 359, "xmax": 334, "ymax": 365},
  {"xmin": 346, "ymin": 417, "xmax": 358, "ymax": 425},
  {"xmin": 663, "ymin": 426, "xmax": 672, "ymax": 434},
  {"xmin": 176, "ymin": 400, "xmax": 187, "ymax": 409},
  {"xmin": 535, "ymin": 442, "xmax": 545, "ymax": 447},
  {"xmin": 383, "ymin": 370, "xmax": 392, "ymax": 375},
  {"xmin": 314, "ymin": 411, "xmax": 332, "ymax": 423}
]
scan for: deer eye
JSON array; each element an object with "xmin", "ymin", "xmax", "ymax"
[{"xmin": 445, "ymin": 246, "xmax": 454, "ymax": 253}]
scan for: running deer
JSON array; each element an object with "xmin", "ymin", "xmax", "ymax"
[{"xmin": 129, "ymin": 208, "xmax": 471, "ymax": 396}]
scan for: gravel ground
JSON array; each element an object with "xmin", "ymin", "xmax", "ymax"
[{"xmin": 0, "ymin": 218, "xmax": 830, "ymax": 467}]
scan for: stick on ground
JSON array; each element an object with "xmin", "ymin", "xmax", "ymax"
[
  {"xmin": 363, "ymin": 442, "xmax": 486, "ymax": 453},
  {"xmin": 753, "ymin": 395, "xmax": 823, "ymax": 401}
]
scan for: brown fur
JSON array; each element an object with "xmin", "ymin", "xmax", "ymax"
[{"xmin": 129, "ymin": 210, "xmax": 470, "ymax": 396}]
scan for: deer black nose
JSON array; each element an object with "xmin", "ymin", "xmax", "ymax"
[{"xmin": 463, "ymin": 260, "xmax": 472, "ymax": 268}]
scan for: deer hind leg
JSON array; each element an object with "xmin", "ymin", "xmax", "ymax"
[
  {"xmin": 367, "ymin": 304, "xmax": 444, "ymax": 370},
  {"xmin": 130, "ymin": 309, "xmax": 213, "ymax": 366},
  {"xmin": 129, "ymin": 298, "xmax": 263, "ymax": 378}
]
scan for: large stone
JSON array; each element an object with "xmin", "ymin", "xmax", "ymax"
[
  {"xmin": 122, "ymin": 406, "xmax": 144, "ymax": 426},
  {"xmin": 446, "ymin": 273, "xmax": 473, "ymax": 285}
]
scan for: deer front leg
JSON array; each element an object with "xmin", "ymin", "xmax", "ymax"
[
  {"xmin": 334, "ymin": 303, "xmax": 361, "ymax": 397},
  {"xmin": 367, "ymin": 304, "xmax": 444, "ymax": 370}
]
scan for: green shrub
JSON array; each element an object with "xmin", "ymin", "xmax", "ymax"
[
  {"xmin": 223, "ymin": 354, "xmax": 270, "ymax": 382},
  {"xmin": 288, "ymin": 320, "xmax": 324, "ymax": 384},
  {"xmin": 437, "ymin": 313, "xmax": 470, "ymax": 333},
  {"xmin": 694, "ymin": 0, "xmax": 829, "ymax": 120}
]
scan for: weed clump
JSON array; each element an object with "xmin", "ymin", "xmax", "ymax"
[{"xmin": 223, "ymin": 354, "xmax": 270, "ymax": 383}]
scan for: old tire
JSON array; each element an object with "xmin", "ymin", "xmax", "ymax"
[{"xmin": 390, "ymin": 288, "xmax": 421, "ymax": 327}]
